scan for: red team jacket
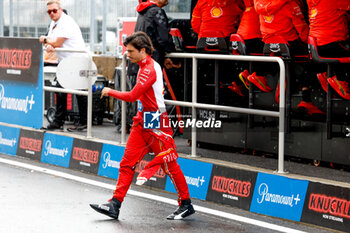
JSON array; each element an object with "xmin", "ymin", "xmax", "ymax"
[
  {"xmin": 191, "ymin": 0, "xmax": 243, "ymax": 38},
  {"xmin": 307, "ymin": 0, "xmax": 350, "ymax": 46},
  {"xmin": 107, "ymin": 55, "xmax": 171, "ymax": 134},
  {"xmin": 237, "ymin": 0, "xmax": 261, "ymax": 40},
  {"xmin": 254, "ymin": 0, "xmax": 308, "ymax": 43}
]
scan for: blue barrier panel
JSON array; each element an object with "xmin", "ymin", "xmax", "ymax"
[
  {"xmin": 0, "ymin": 124, "xmax": 20, "ymax": 156},
  {"xmin": 0, "ymin": 38, "xmax": 43, "ymax": 129},
  {"xmin": 41, "ymin": 133, "xmax": 73, "ymax": 168},
  {"xmin": 98, "ymin": 143, "xmax": 125, "ymax": 180},
  {"xmin": 165, "ymin": 157, "xmax": 213, "ymax": 200},
  {"xmin": 250, "ymin": 173, "xmax": 309, "ymax": 222}
]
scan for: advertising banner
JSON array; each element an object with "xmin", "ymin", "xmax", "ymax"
[
  {"xmin": 206, "ymin": 165, "xmax": 257, "ymax": 210},
  {"xmin": 16, "ymin": 129, "xmax": 44, "ymax": 161},
  {"xmin": 98, "ymin": 144, "xmax": 125, "ymax": 180},
  {"xmin": 250, "ymin": 173, "xmax": 309, "ymax": 222},
  {"xmin": 69, "ymin": 138, "xmax": 103, "ymax": 174},
  {"xmin": 132, "ymin": 153, "xmax": 168, "ymax": 190},
  {"xmin": 0, "ymin": 37, "xmax": 43, "ymax": 129},
  {"xmin": 301, "ymin": 182, "xmax": 350, "ymax": 232},
  {"xmin": 165, "ymin": 158, "xmax": 213, "ymax": 200},
  {"xmin": 0, "ymin": 124, "xmax": 20, "ymax": 156},
  {"xmin": 41, "ymin": 133, "xmax": 73, "ymax": 168}
]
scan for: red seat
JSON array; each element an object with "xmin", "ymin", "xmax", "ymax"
[
  {"xmin": 170, "ymin": 28, "xmax": 184, "ymax": 52},
  {"xmin": 308, "ymin": 36, "xmax": 350, "ymax": 63},
  {"xmin": 263, "ymin": 36, "xmax": 291, "ymax": 58},
  {"xmin": 169, "ymin": 28, "xmax": 196, "ymax": 52},
  {"xmin": 229, "ymin": 34, "xmax": 247, "ymax": 55}
]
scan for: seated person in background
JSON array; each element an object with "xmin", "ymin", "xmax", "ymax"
[
  {"xmin": 191, "ymin": 0, "xmax": 244, "ymax": 39},
  {"xmin": 307, "ymin": 0, "xmax": 350, "ymax": 100},
  {"xmin": 254, "ymin": 0, "xmax": 324, "ymax": 115},
  {"xmin": 237, "ymin": 0, "xmax": 263, "ymax": 54},
  {"xmin": 235, "ymin": 0, "xmax": 263, "ymax": 90},
  {"xmin": 255, "ymin": 0, "xmax": 308, "ymax": 53}
]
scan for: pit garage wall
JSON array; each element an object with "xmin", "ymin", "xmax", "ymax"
[{"xmin": 0, "ymin": 124, "xmax": 349, "ymax": 232}]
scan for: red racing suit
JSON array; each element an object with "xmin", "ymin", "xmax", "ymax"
[
  {"xmin": 307, "ymin": 0, "xmax": 350, "ymax": 46},
  {"xmin": 108, "ymin": 55, "xmax": 190, "ymax": 203},
  {"xmin": 191, "ymin": 0, "xmax": 243, "ymax": 38},
  {"xmin": 237, "ymin": 0, "xmax": 261, "ymax": 40},
  {"xmin": 254, "ymin": 0, "xmax": 308, "ymax": 43}
]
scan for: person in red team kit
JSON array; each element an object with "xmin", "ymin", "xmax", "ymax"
[
  {"xmin": 90, "ymin": 32, "xmax": 195, "ymax": 220},
  {"xmin": 254, "ymin": 0, "xmax": 324, "ymax": 116},
  {"xmin": 235, "ymin": 0, "xmax": 263, "ymax": 91},
  {"xmin": 191, "ymin": 0, "xmax": 243, "ymax": 38},
  {"xmin": 307, "ymin": 0, "xmax": 350, "ymax": 100}
]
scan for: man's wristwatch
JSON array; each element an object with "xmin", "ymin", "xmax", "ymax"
[{"xmin": 44, "ymin": 38, "xmax": 47, "ymax": 44}]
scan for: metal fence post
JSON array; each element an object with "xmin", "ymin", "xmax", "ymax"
[
  {"xmin": 0, "ymin": 0, "xmax": 3, "ymax": 36},
  {"xmin": 121, "ymin": 52, "xmax": 127, "ymax": 145},
  {"xmin": 191, "ymin": 57, "xmax": 197, "ymax": 157},
  {"xmin": 89, "ymin": 0, "xmax": 95, "ymax": 52},
  {"xmin": 87, "ymin": 54, "xmax": 93, "ymax": 138}
]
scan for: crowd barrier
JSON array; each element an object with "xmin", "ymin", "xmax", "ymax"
[{"xmin": 0, "ymin": 123, "xmax": 349, "ymax": 232}]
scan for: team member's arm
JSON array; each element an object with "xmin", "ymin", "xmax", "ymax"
[
  {"xmin": 290, "ymin": 1, "xmax": 309, "ymax": 43},
  {"xmin": 191, "ymin": 0, "xmax": 203, "ymax": 35}
]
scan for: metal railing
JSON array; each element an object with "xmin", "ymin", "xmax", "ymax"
[
  {"xmin": 43, "ymin": 48, "xmax": 95, "ymax": 138},
  {"xmin": 120, "ymin": 52, "xmax": 287, "ymax": 173}
]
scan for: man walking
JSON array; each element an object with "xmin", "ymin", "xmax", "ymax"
[{"xmin": 90, "ymin": 32, "xmax": 195, "ymax": 220}]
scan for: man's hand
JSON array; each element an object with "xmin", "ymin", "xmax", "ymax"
[
  {"xmin": 101, "ymin": 87, "xmax": 111, "ymax": 99},
  {"xmin": 46, "ymin": 44, "xmax": 55, "ymax": 53},
  {"xmin": 164, "ymin": 58, "xmax": 182, "ymax": 69},
  {"xmin": 39, "ymin": 36, "xmax": 47, "ymax": 44}
]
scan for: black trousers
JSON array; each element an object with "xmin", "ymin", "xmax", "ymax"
[{"xmin": 53, "ymin": 81, "xmax": 87, "ymax": 125}]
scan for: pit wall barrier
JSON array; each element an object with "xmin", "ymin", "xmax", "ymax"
[{"xmin": 0, "ymin": 123, "xmax": 349, "ymax": 232}]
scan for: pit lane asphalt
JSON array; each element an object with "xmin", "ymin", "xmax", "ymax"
[{"xmin": 0, "ymin": 154, "xmax": 335, "ymax": 233}]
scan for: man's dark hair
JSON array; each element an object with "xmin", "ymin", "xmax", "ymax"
[{"xmin": 123, "ymin": 31, "xmax": 154, "ymax": 55}]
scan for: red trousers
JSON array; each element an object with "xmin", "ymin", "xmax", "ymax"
[{"xmin": 112, "ymin": 123, "xmax": 190, "ymax": 203}]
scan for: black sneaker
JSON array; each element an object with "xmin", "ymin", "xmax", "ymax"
[
  {"xmin": 167, "ymin": 199, "xmax": 195, "ymax": 220},
  {"xmin": 45, "ymin": 121, "xmax": 63, "ymax": 130},
  {"xmin": 90, "ymin": 198, "xmax": 121, "ymax": 219},
  {"xmin": 67, "ymin": 124, "xmax": 87, "ymax": 132}
]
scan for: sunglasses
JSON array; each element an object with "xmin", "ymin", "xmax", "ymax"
[{"xmin": 47, "ymin": 9, "xmax": 59, "ymax": 15}]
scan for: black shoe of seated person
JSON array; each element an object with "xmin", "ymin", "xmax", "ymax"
[
  {"xmin": 67, "ymin": 123, "xmax": 87, "ymax": 132},
  {"xmin": 46, "ymin": 121, "xmax": 63, "ymax": 130},
  {"xmin": 90, "ymin": 198, "xmax": 121, "ymax": 219}
]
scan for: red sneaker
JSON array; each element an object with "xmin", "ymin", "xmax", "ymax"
[
  {"xmin": 327, "ymin": 76, "xmax": 350, "ymax": 100},
  {"xmin": 247, "ymin": 72, "xmax": 272, "ymax": 92},
  {"xmin": 274, "ymin": 79, "xmax": 287, "ymax": 104},
  {"xmin": 239, "ymin": 70, "xmax": 250, "ymax": 89},
  {"xmin": 317, "ymin": 72, "xmax": 328, "ymax": 92},
  {"xmin": 297, "ymin": 101, "xmax": 325, "ymax": 116},
  {"xmin": 228, "ymin": 82, "xmax": 244, "ymax": 96}
]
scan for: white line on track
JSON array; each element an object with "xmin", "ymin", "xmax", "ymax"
[{"xmin": 0, "ymin": 157, "xmax": 307, "ymax": 233}]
